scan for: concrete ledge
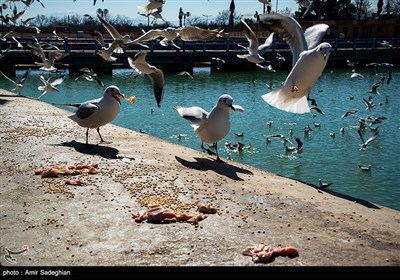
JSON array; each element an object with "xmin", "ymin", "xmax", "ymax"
[{"xmin": 0, "ymin": 90, "xmax": 399, "ymax": 266}]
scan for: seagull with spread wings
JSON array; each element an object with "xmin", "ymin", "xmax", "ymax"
[
  {"xmin": 259, "ymin": 14, "xmax": 331, "ymax": 114},
  {"xmin": 75, "ymin": 67, "xmax": 104, "ymax": 87},
  {"xmin": 0, "ymin": 68, "xmax": 30, "ymax": 94},
  {"xmin": 236, "ymin": 19, "xmax": 273, "ymax": 65},
  {"xmin": 97, "ymin": 11, "xmax": 148, "ymax": 53},
  {"xmin": 130, "ymin": 25, "xmax": 224, "ymax": 49},
  {"xmin": 28, "ymin": 43, "xmax": 68, "ymax": 72},
  {"xmin": 128, "ymin": 51, "xmax": 164, "ymax": 107},
  {"xmin": 37, "ymin": 75, "xmax": 64, "ymax": 99}
]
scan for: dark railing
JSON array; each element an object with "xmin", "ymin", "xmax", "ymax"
[{"xmin": 0, "ymin": 36, "xmax": 399, "ymax": 76}]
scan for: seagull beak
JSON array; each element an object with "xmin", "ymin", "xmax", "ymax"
[
  {"xmin": 229, "ymin": 104, "xmax": 236, "ymax": 111},
  {"xmin": 113, "ymin": 92, "xmax": 125, "ymax": 104}
]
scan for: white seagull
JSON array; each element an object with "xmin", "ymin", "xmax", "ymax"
[
  {"xmin": 128, "ymin": 51, "xmax": 164, "ymax": 107},
  {"xmin": 37, "ymin": 75, "xmax": 64, "ymax": 99},
  {"xmin": 28, "ymin": 43, "xmax": 68, "ymax": 72},
  {"xmin": 174, "ymin": 94, "xmax": 244, "ymax": 162},
  {"xmin": 97, "ymin": 11, "xmax": 148, "ymax": 53},
  {"xmin": 236, "ymin": 18, "xmax": 273, "ymax": 65},
  {"xmin": 130, "ymin": 26, "xmax": 224, "ymax": 49},
  {"xmin": 0, "ymin": 68, "xmax": 30, "ymax": 94},
  {"xmin": 259, "ymin": 14, "xmax": 331, "ymax": 114},
  {"xmin": 62, "ymin": 85, "xmax": 126, "ymax": 145}
]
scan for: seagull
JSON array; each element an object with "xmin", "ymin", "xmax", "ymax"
[
  {"xmin": 296, "ymin": 0, "xmax": 316, "ymax": 19},
  {"xmin": 211, "ymin": 57, "xmax": 225, "ymax": 70},
  {"xmin": 75, "ymin": 67, "xmax": 104, "ymax": 87},
  {"xmin": 358, "ymin": 127, "xmax": 379, "ymax": 150},
  {"xmin": 0, "ymin": 31, "xmax": 13, "ymax": 42},
  {"xmin": 96, "ymin": 40, "xmax": 120, "ymax": 62},
  {"xmin": 381, "ymin": 62, "xmax": 393, "ymax": 85},
  {"xmin": 347, "ymin": 60, "xmax": 358, "ymax": 67},
  {"xmin": 138, "ymin": 0, "xmax": 165, "ymax": 16},
  {"xmin": 0, "ymin": 68, "xmax": 30, "ymax": 94},
  {"xmin": 318, "ymin": 179, "xmax": 333, "ymax": 188},
  {"xmin": 363, "ymin": 97, "xmax": 375, "ymax": 111},
  {"xmin": 259, "ymin": 14, "xmax": 329, "ymax": 67},
  {"xmin": 369, "ymin": 81, "xmax": 381, "ymax": 94},
  {"xmin": 37, "ymin": 75, "xmax": 64, "ymax": 99},
  {"xmin": 259, "ymin": 14, "xmax": 331, "ymax": 114},
  {"xmin": 310, "ymin": 106, "xmax": 324, "ymax": 115},
  {"xmin": 128, "ymin": 51, "xmax": 164, "ymax": 107},
  {"xmin": 28, "ymin": 43, "xmax": 67, "ymax": 72},
  {"xmin": 262, "ymin": 42, "xmax": 332, "ymax": 114},
  {"xmin": 60, "ymin": 85, "xmax": 126, "ymax": 145},
  {"xmin": 97, "ymin": 11, "xmax": 148, "ymax": 53},
  {"xmin": 175, "ymin": 71, "xmax": 193, "ymax": 79},
  {"xmin": 285, "ymin": 137, "xmax": 303, "ymax": 154},
  {"xmin": 130, "ymin": 26, "xmax": 224, "ymax": 49},
  {"xmin": 341, "ymin": 109, "xmax": 359, "ymax": 118},
  {"xmin": 236, "ymin": 18, "xmax": 273, "ymax": 64},
  {"xmin": 358, "ymin": 164, "xmax": 372, "ymax": 172},
  {"xmin": 350, "ymin": 69, "xmax": 363, "ymax": 79},
  {"xmin": 11, "ymin": 36, "xmax": 23, "ymax": 48},
  {"xmin": 174, "ymin": 94, "xmax": 244, "ymax": 162}
]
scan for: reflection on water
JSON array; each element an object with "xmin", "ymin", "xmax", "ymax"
[{"xmin": 1, "ymin": 66, "xmax": 399, "ymax": 210}]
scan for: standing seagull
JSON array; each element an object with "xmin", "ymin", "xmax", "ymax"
[
  {"xmin": 174, "ymin": 94, "xmax": 244, "ymax": 162},
  {"xmin": 259, "ymin": 14, "xmax": 331, "ymax": 114},
  {"xmin": 128, "ymin": 51, "xmax": 164, "ymax": 107},
  {"xmin": 61, "ymin": 85, "xmax": 127, "ymax": 145}
]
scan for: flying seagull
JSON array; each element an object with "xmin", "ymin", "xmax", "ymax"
[
  {"xmin": 128, "ymin": 51, "xmax": 164, "ymax": 107},
  {"xmin": 259, "ymin": 14, "xmax": 331, "ymax": 114},
  {"xmin": 0, "ymin": 68, "xmax": 30, "ymax": 94}
]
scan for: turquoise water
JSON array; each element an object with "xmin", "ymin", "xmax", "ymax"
[{"xmin": 1, "ymin": 66, "xmax": 399, "ymax": 210}]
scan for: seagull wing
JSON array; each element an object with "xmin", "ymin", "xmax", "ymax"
[
  {"xmin": 174, "ymin": 106, "xmax": 209, "ymax": 125},
  {"xmin": 75, "ymin": 102, "xmax": 99, "ymax": 120},
  {"xmin": 258, "ymin": 13, "xmax": 307, "ymax": 67},
  {"xmin": 364, "ymin": 131, "xmax": 379, "ymax": 146},
  {"xmin": 148, "ymin": 68, "xmax": 164, "ymax": 107},
  {"xmin": 258, "ymin": 32, "xmax": 274, "ymax": 56},
  {"xmin": 177, "ymin": 26, "xmax": 223, "ymax": 41},
  {"xmin": 91, "ymin": 30, "xmax": 105, "ymax": 47},
  {"xmin": 50, "ymin": 77, "xmax": 64, "ymax": 87},
  {"xmin": 240, "ymin": 19, "xmax": 259, "ymax": 55},
  {"xmin": 304, "ymin": 23, "xmax": 329, "ymax": 50},
  {"xmin": 0, "ymin": 70, "xmax": 16, "ymax": 85},
  {"xmin": 97, "ymin": 12, "xmax": 122, "ymax": 40},
  {"xmin": 28, "ymin": 43, "xmax": 46, "ymax": 61},
  {"xmin": 357, "ymin": 126, "xmax": 366, "ymax": 144},
  {"xmin": 18, "ymin": 68, "xmax": 30, "ymax": 84},
  {"xmin": 130, "ymin": 29, "xmax": 166, "ymax": 44}
]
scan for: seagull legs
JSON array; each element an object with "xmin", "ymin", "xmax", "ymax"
[{"xmin": 201, "ymin": 142, "xmax": 224, "ymax": 163}]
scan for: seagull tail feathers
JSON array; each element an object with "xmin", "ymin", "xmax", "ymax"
[{"xmin": 261, "ymin": 89, "xmax": 310, "ymax": 114}]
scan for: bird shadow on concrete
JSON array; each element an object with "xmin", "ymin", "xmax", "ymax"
[
  {"xmin": 0, "ymin": 94, "xmax": 37, "ymax": 104},
  {"xmin": 296, "ymin": 178, "xmax": 381, "ymax": 210},
  {"xmin": 175, "ymin": 156, "xmax": 253, "ymax": 181},
  {"xmin": 55, "ymin": 140, "xmax": 135, "ymax": 160}
]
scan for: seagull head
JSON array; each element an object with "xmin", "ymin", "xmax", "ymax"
[
  {"xmin": 104, "ymin": 85, "xmax": 125, "ymax": 104},
  {"xmin": 317, "ymin": 42, "xmax": 332, "ymax": 60},
  {"xmin": 218, "ymin": 94, "xmax": 244, "ymax": 112}
]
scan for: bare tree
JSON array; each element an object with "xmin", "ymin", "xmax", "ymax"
[{"xmin": 384, "ymin": 0, "xmax": 400, "ymax": 14}]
